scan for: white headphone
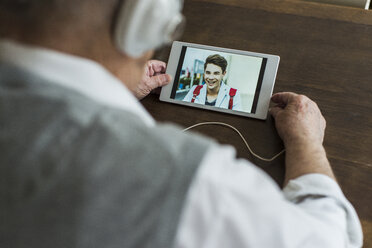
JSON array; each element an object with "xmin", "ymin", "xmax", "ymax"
[{"xmin": 114, "ymin": 0, "xmax": 185, "ymax": 57}]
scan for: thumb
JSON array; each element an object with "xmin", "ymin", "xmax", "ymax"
[
  {"xmin": 149, "ymin": 74, "xmax": 172, "ymax": 88},
  {"xmin": 269, "ymin": 106, "xmax": 282, "ymax": 119},
  {"xmin": 271, "ymin": 92, "xmax": 297, "ymax": 105}
]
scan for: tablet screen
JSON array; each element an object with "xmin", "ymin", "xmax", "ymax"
[{"xmin": 170, "ymin": 46, "xmax": 267, "ymax": 114}]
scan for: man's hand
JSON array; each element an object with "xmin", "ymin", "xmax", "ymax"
[
  {"xmin": 134, "ymin": 60, "xmax": 172, "ymax": 100},
  {"xmin": 270, "ymin": 92, "xmax": 326, "ymax": 147},
  {"xmin": 269, "ymin": 92, "xmax": 335, "ymax": 185}
]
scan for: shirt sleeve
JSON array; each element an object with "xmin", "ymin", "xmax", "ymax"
[
  {"xmin": 283, "ymin": 174, "xmax": 363, "ymax": 247},
  {"xmin": 173, "ymin": 144, "xmax": 363, "ymax": 248}
]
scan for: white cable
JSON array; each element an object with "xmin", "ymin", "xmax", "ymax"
[{"xmin": 183, "ymin": 122, "xmax": 285, "ymax": 162}]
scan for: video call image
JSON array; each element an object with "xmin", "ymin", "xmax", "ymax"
[{"xmin": 171, "ymin": 46, "xmax": 267, "ymax": 114}]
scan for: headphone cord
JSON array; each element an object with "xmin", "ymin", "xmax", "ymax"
[{"xmin": 183, "ymin": 122, "xmax": 285, "ymax": 162}]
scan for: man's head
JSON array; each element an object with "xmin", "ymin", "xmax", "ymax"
[
  {"xmin": 0, "ymin": 0, "xmax": 119, "ymax": 45},
  {"xmin": 0, "ymin": 0, "xmax": 141, "ymax": 86},
  {"xmin": 203, "ymin": 54, "xmax": 227, "ymax": 92},
  {"xmin": 0, "ymin": 0, "xmax": 183, "ymax": 91}
]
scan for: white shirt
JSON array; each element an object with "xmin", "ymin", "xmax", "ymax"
[
  {"xmin": 0, "ymin": 40, "xmax": 363, "ymax": 248},
  {"xmin": 183, "ymin": 83, "xmax": 243, "ymax": 111}
]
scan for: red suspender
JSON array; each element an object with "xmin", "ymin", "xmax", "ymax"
[
  {"xmin": 229, "ymin": 88, "xmax": 237, "ymax": 109},
  {"xmin": 191, "ymin": 85, "xmax": 203, "ymax": 103},
  {"xmin": 192, "ymin": 85, "xmax": 236, "ymax": 108}
]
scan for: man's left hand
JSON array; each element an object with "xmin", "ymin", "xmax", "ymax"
[{"xmin": 134, "ymin": 60, "xmax": 172, "ymax": 99}]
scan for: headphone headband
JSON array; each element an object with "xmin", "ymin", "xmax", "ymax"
[{"xmin": 114, "ymin": 0, "xmax": 185, "ymax": 57}]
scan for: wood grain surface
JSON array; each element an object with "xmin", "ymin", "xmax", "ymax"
[{"xmin": 142, "ymin": 0, "xmax": 372, "ymax": 246}]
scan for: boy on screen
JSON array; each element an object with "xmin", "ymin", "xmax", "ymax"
[{"xmin": 183, "ymin": 54, "xmax": 242, "ymax": 111}]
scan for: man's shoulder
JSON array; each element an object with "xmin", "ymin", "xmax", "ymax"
[
  {"xmin": 223, "ymin": 83, "xmax": 240, "ymax": 96},
  {"xmin": 190, "ymin": 84, "xmax": 201, "ymax": 91},
  {"xmin": 0, "ymin": 63, "xmax": 213, "ymax": 166}
]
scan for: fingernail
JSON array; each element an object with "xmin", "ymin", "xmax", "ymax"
[{"xmin": 167, "ymin": 74, "xmax": 172, "ymax": 82}]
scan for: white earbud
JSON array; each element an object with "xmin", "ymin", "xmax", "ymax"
[{"xmin": 114, "ymin": 0, "xmax": 185, "ymax": 58}]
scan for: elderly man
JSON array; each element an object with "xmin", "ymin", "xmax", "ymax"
[{"xmin": 0, "ymin": 0, "xmax": 362, "ymax": 248}]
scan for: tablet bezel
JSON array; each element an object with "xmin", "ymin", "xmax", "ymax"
[{"xmin": 160, "ymin": 41, "xmax": 280, "ymax": 120}]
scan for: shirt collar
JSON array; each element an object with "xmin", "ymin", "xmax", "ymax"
[{"xmin": 0, "ymin": 39, "xmax": 155, "ymax": 126}]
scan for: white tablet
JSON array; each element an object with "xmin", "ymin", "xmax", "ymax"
[{"xmin": 160, "ymin": 41, "xmax": 280, "ymax": 120}]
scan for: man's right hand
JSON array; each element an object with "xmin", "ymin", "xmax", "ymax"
[
  {"xmin": 269, "ymin": 92, "xmax": 334, "ymax": 185},
  {"xmin": 269, "ymin": 92, "xmax": 326, "ymax": 148}
]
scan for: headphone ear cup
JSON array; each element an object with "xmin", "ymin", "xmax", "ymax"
[{"xmin": 114, "ymin": 0, "xmax": 184, "ymax": 58}]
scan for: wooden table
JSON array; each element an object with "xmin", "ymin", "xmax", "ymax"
[{"xmin": 142, "ymin": 0, "xmax": 372, "ymax": 245}]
